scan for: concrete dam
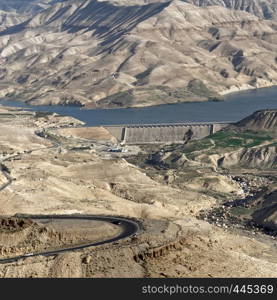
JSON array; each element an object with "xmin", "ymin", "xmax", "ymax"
[{"xmin": 104, "ymin": 122, "xmax": 232, "ymax": 144}]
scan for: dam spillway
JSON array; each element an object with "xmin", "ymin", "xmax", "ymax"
[{"xmin": 104, "ymin": 122, "xmax": 232, "ymax": 144}]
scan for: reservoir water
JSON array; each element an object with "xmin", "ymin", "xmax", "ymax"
[{"xmin": 0, "ymin": 86, "xmax": 277, "ymax": 126}]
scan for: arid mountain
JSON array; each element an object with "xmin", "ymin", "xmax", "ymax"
[
  {"xmin": 0, "ymin": 0, "xmax": 60, "ymax": 28},
  {"xmin": 0, "ymin": 0, "xmax": 62, "ymax": 14},
  {"xmin": 184, "ymin": 0, "xmax": 277, "ymax": 20},
  {"xmin": 0, "ymin": 11, "xmax": 25, "ymax": 30},
  {"xmin": 217, "ymin": 110, "xmax": 277, "ymax": 168},
  {"xmin": 234, "ymin": 109, "xmax": 277, "ymax": 131},
  {"xmin": 144, "ymin": 110, "xmax": 277, "ymax": 170},
  {"xmin": 0, "ymin": 0, "xmax": 277, "ymax": 108}
]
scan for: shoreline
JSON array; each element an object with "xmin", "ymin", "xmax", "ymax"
[
  {"xmin": 0, "ymin": 84, "xmax": 276, "ymax": 126},
  {"xmin": 219, "ymin": 83, "xmax": 277, "ymax": 97},
  {"xmin": 1, "ymin": 83, "xmax": 277, "ymax": 111},
  {"xmin": 219, "ymin": 84, "xmax": 257, "ymax": 96}
]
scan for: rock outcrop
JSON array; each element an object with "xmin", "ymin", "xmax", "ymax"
[
  {"xmin": 234, "ymin": 109, "xmax": 277, "ymax": 132},
  {"xmin": 218, "ymin": 145, "xmax": 277, "ymax": 169},
  {"xmin": 252, "ymin": 189, "xmax": 277, "ymax": 232}
]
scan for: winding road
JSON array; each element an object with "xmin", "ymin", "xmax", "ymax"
[
  {"xmin": 0, "ymin": 215, "xmax": 140, "ymax": 264},
  {"xmin": 0, "ymin": 124, "xmax": 140, "ymax": 264}
]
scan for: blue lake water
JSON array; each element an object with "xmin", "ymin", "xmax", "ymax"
[{"xmin": 0, "ymin": 86, "xmax": 277, "ymax": 126}]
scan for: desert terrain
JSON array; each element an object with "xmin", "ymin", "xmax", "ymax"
[
  {"xmin": 0, "ymin": 0, "xmax": 276, "ymax": 108},
  {"xmin": 0, "ymin": 105, "xmax": 276, "ymax": 278}
]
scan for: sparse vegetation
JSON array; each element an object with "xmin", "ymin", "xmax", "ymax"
[
  {"xmin": 187, "ymin": 79, "xmax": 222, "ymax": 101},
  {"xmin": 209, "ymin": 130, "xmax": 273, "ymax": 148},
  {"xmin": 134, "ymin": 65, "xmax": 155, "ymax": 86},
  {"xmin": 180, "ymin": 130, "xmax": 274, "ymax": 158},
  {"xmin": 98, "ymin": 90, "xmax": 134, "ymax": 107},
  {"xmin": 34, "ymin": 111, "xmax": 53, "ymax": 119},
  {"xmin": 230, "ymin": 206, "xmax": 256, "ymax": 217},
  {"xmin": 182, "ymin": 139, "xmax": 213, "ymax": 155}
]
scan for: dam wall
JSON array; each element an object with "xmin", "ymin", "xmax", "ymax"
[
  {"xmin": 104, "ymin": 122, "xmax": 231, "ymax": 144},
  {"xmin": 103, "ymin": 126, "xmax": 125, "ymax": 141}
]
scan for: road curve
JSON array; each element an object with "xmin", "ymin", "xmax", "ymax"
[{"xmin": 0, "ymin": 215, "xmax": 141, "ymax": 264}]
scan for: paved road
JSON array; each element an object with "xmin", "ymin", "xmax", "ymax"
[{"xmin": 0, "ymin": 215, "xmax": 140, "ymax": 264}]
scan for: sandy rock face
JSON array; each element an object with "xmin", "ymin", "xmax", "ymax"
[{"xmin": 218, "ymin": 146, "xmax": 277, "ymax": 169}]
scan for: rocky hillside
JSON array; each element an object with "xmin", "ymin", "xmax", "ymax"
[
  {"xmin": 234, "ymin": 109, "xmax": 277, "ymax": 131},
  {"xmin": 215, "ymin": 110, "xmax": 277, "ymax": 168},
  {"xmin": 132, "ymin": 110, "xmax": 277, "ymax": 171},
  {"xmin": 218, "ymin": 144, "xmax": 277, "ymax": 168},
  {"xmin": 0, "ymin": 0, "xmax": 62, "ymax": 29},
  {"xmin": 252, "ymin": 188, "xmax": 277, "ymax": 232},
  {"xmin": 184, "ymin": 0, "xmax": 277, "ymax": 20},
  {"xmin": 127, "ymin": 109, "xmax": 277, "ymax": 237},
  {"xmin": 0, "ymin": 0, "xmax": 277, "ymax": 108}
]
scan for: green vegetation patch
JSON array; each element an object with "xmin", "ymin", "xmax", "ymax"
[
  {"xmin": 187, "ymin": 79, "xmax": 223, "ymax": 100},
  {"xmin": 98, "ymin": 90, "xmax": 134, "ymax": 107},
  {"xmin": 230, "ymin": 206, "xmax": 251, "ymax": 216},
  {"xmin": 230, "ymin": 206, "xmax": 261, "ymax": 218},
  {"xmin": 209, "ymin": 130, "xmax": 273, "ymax": 148},
  {"xmin": 134, "ymin": 65, "xmax": 156, "ymax": 86},
  {"xmin": 34, "ymin": 111, "xmax": 53, "ymax": 118},
  {"xmin": 176, "ymin": 129, "xmax": 274, "ymax": 158},
  {"xmin": 182, "ymin": 139, "xmax": 212, "ymax": 154}
]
